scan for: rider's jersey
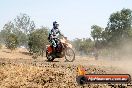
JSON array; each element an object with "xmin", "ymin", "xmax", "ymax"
[{"xmin": 49, "ymin": 28, "xmax": 62, "ymax": 39}]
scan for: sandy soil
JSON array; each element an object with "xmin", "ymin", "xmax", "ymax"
[{"xmin": 0, "ymin": 47, "xmax": 132, "ymax": 88}]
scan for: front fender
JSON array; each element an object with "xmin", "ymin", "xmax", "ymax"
[{"xmin": 66, "ymin": 43, "xmax": 72, "ymax": 48}]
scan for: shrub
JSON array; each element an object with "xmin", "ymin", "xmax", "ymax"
[
  {"xmin": 5, "ymin": 34, "xmax": 18, "ymax": 51},
  {"xmin": 28, "ymin": 27, "xmax": 49, "ymax": 57},
  {"xmin": 0, "ymin": 44, "xmax": 2, "ymax": 49}
]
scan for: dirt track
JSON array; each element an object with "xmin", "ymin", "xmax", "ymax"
[{"xmin": 0, "ymin": 48, "xmax": 132, "ymax": 88}]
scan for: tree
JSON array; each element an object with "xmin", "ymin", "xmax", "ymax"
[
  {"xmin": 1, "ymin": 22, "xmax": 14, "ymax": 41},
  {"xmin": 1, "ymin": 13, "xmax": 36, "ymax": 47},
  {"xmin": 5, "ymin": 33, "xmax": 18, "ymax": 51},
  {"xmin": 14, "ymin": 13, "xmax": 35, "ymax": 35},
  {"xmin": 12, "ymin": 28, "xmax": 27, "ymax": 46},
  {"xmin": 89, "ymin": 9, "xmax": 132, "ymax": 59},
  {"xmin": 14, "ymin": 13, "xmax": 36, "ymax": 47},
  {"xmin": 72, "ymin": 38, "xmax": 82, "ymax": 52},
  {"xmin": 72, "ymin": 38, "xmax": 94, "ymax": 55},
  {"xmin": 91, "ymin": 25, "xmax": 103, "ymax": 41},
  {"xmin": 0, "ymin": 22, "xmax": 18, "ymax": 50},
  {"xmin": 0, "ymin": 22, "xmax": 15, "ymax": 44},
  {"xmin": 91, "ymin": 25, "xmax": 104, "ymax": 60},
  {"xmin": 80, "ymin": 38, "xmax": 94, "ymax": 55},
  {"xmin": 105, "ymin": 8, "xmax": 132, "ymax": 47},
  {"xmin": 28, "ymin": 27, "xmax": 49, "ymax": 57}
]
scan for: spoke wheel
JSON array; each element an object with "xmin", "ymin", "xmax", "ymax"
[{"xmin": 65, "ymin": 47, "xmax": 75, "ymax": 62}]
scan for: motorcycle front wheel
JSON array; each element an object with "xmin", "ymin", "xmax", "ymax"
[{"xmin": 65, "ymin": 47, "xmax": 75, "ymax": 62}]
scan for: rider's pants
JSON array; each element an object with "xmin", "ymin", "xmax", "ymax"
[{"xmin": 50, "ymin": 38, "xmax": 58, "ymax": 48}]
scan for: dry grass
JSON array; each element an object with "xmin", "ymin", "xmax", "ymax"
[
  {"xmin": 0, "ymin": 46, "xmax": 131, "ymax": 88},
  {"xmin": 0, "ymin": 63, "xmax": 77, "ymax": 88},
  {"xmin": 1, "ymin": 63, "xmax": 131, "ymax": 88},
  {"xmin": 0, "ymin": 45, "xmax": 34, "ymax": 60}
]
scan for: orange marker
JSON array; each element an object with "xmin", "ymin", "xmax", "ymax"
[{"xmin": 78, "ymin": 65, "xmax": 86, "ymax": 75}]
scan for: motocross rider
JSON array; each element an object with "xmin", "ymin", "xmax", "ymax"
[{"xmin": 48, "ymin": 21, "xmax": 64, "ymax": 53}]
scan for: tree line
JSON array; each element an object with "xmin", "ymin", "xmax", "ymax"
[
  {"xmin": 0, "ymin": 13, "xmax": 49, "ymax": 58},
  {"xmin": 0, "ymin": 8, "xmax": 132, "ymax": 59},
  {"xmin": 72, "ymin": 8, "xmax": 132, "ymax": 59}
]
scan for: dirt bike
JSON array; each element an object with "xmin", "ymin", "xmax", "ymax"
[{"xmin": 46, "ymin": 37, "xmax": 75, "ymax": 62}]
